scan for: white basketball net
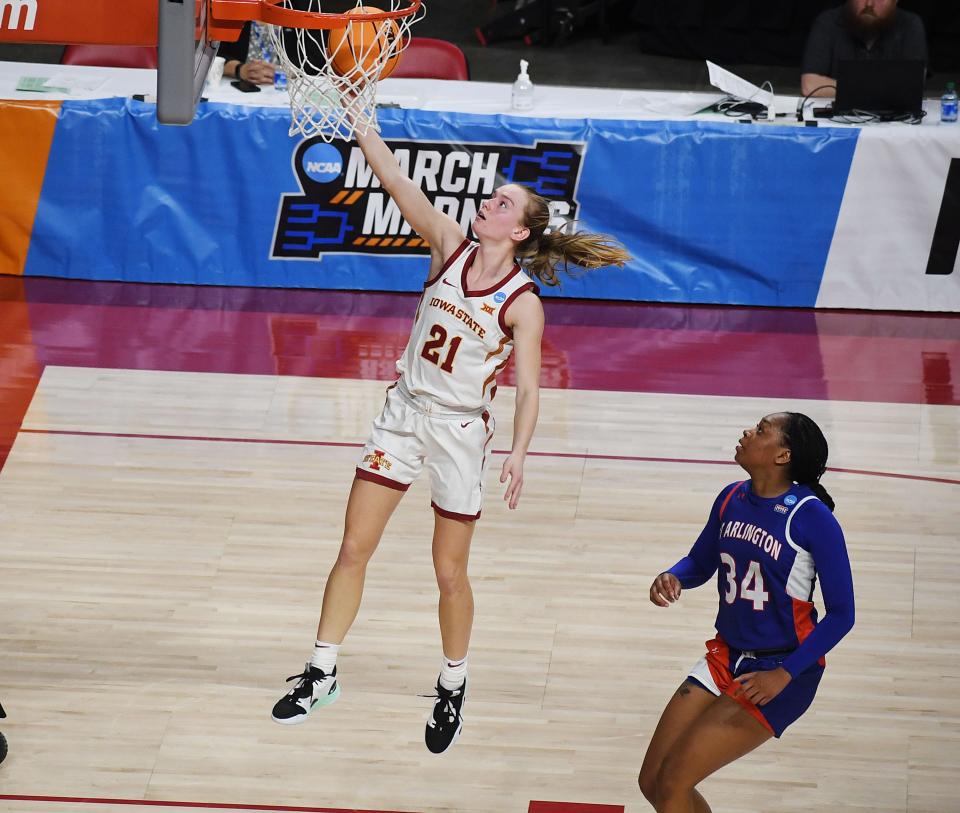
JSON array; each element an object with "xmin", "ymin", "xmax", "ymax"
[{"xmin": 268, "ymin": 0, "xmax": 425, "ymax": 142}]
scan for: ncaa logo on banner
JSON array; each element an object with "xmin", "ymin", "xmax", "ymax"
[
  {"xmin": 302, "ymin": 143, "xmax": 343, "ymax": 184},
  {"xmin": 271, "ymin": 136, "xmax": 587, "ymax": 260}
]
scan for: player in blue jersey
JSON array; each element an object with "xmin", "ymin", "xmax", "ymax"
[{"xmin": 638, "ymin": 412, "xmax": 855, "ymax": 812}]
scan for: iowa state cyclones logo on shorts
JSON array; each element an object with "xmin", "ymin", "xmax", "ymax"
[
  {"xmin": 271, "ymin": 136, "xmax": 585, "ymax": 259},
  {"xmin": 363, "ymin": 449, "xmax": 392, "ymax": 471}
]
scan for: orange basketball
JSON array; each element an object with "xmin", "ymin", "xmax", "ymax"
[{"xmin": 327, "ymin": 6, "xmax": 402, "ymax": 82}]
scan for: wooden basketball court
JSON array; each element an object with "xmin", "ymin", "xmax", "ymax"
[
  {"xmin": 1, "ymin": 0, "xmax": 957, "ymax": 807},
  {"xmin": 1, "ymin": 309, "xmax": 958, "ymax": 813}
]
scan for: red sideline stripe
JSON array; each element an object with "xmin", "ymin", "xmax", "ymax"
[
  {"xmin": 529, "ymin": 803, "xmax": 624, "ymax": 813},
  {"xmin": 16, "ymin": 429, "xmax": 960, "ymax": 487},
  {"xmin": 0, "ymin": 796, "xmax": 415, "ymax": 813},
  {"xmin": 18, "ymin": 428, "xmax": 360, "ymax": 449},
  {"xmin": 820, "ymin": 464, "xmax": 960, "ymax": 485}
]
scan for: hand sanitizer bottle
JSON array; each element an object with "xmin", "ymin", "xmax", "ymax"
[{"xmin": 511, "ymin": 59, "xmax": 534, "ymax": 111}]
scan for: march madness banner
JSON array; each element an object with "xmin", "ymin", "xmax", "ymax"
[{"xmin": 271, "ymin": 137, "xmax": 584, "ymax": 259}]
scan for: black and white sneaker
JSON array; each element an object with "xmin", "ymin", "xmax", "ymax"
[
  {"xmin": 271, "ymin": 663, "xmax": 340, "ymax": 725},
  {"xmin": 424, "ymin": 679, "xmax": 466, "ymax": 754}
]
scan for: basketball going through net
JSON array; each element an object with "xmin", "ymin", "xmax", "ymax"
[{"xmin": 265, "ymin": 0, "xmax": 425, "ymax": 142}]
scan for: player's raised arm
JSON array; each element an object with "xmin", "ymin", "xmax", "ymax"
[{"xmin": 354, "ymin": 127, "xmax": 464, "ymax": 261}]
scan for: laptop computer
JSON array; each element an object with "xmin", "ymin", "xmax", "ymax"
[{"xmin": 834, "ymin": 59, "xmax": 925, "ymax": 116}]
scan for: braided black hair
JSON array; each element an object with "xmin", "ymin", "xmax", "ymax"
[{"xmin": 781, "ymin": 412, "xmax": 835, "ymax": 512}]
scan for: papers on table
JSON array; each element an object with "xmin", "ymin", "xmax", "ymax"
[
  {"xmin": 16, "ymin": 73, "xmax": 108, "ymax": 94},
  {"xmin": 706, "ymin": 61, "xmax": 775, "ymax": 109}
]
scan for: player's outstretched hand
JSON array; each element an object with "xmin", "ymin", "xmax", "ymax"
[
  {"xmin": 733, "ymin": 667, "xmax": 791, "ymax": 706},
  {"xmin": 650, "ymin": 572, "xmax": 681, "ymax": 607},
  {"xmin": 500, "ymin": 453, "xmax": 525, "ymax": 510}
]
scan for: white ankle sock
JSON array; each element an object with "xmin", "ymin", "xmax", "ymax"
[
  {"xmin": 439, "ymin": 654, "xmax": 467, "ymax": 690},
  {"xmin": 310, "ymin": 640, "xmax": 339, "ymax": 673}
]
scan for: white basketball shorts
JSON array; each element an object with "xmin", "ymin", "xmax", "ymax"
[{"xmin": 356, "ymin": 380, "xmax": 495, "ymax": 521}]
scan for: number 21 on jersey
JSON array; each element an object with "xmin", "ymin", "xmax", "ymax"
[
  {"xmin": 421, "ymin": 324, "xmax": 462, "ymax": 374},
  {"xmin": 719, "ymin": 552, "xmax": 769, "ymax": 610}
]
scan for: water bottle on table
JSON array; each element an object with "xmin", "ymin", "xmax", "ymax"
[
  {"xmin": 941, "ymin": 81, "xmax": 958, "ymax": 123},
  {"xmin": 511, "ymin": 59, "xmax": 534, "ymax": 111},
  {"xmin": 274, "ymin": 68, "xmax": 288, "ymax": 92}
]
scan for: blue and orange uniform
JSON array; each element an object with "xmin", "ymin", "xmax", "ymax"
[{"xmin": 668, "ymin": 480, "xmax": 855, "ymax": 736}]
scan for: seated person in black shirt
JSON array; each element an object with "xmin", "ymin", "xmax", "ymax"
[{"xmin": 801, "ymin": 0, "xmax": 927, "ymax": 98}]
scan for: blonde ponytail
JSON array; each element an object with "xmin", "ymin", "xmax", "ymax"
[{"xmin": 516, "ymin": 191, "xmax": 630, "ymax": 287}]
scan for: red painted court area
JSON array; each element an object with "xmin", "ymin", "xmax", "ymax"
[{"xmin": 2, "ymin": 275, "xmax": 958, "ymax": 474}]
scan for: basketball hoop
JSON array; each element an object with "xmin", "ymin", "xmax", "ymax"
[{"xmin": 262, "ymin": 0, "xmax": 425, "ymax": 142}]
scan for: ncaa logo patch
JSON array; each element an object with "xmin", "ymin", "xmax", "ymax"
[
  {"xmin": 302, "ymin": 142, "xmax": 343, "ymax": 184},
  {"xmin": 784, "ymin": 494, "xmax": 798, "ymax": 506},
  {"xmin": 493, "ymin": 291, "xmax": 507, "ymax": 303}
]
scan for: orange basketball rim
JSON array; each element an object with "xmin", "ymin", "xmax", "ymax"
[{"xmin": 0, "ymin": 0, "xmax": 422, "ymax": 46}]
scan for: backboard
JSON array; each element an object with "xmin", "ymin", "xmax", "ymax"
[{"xmin": 157, "ymin": 0, "xmax": 217, "ymax": 125}]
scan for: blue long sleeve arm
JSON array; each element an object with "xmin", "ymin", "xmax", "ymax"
[
  {"xmin": 782, "ymin": 504, "xmax": 855, "ymax": 678},
  {"xmin": 668, "ymin": 553, "xmax": 716, "ymax": 589},
  {"xmin": 666, "ymin": 485, "xmax": 734, "ymax": 590}
]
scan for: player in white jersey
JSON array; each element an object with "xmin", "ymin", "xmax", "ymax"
[{"xmin": 271, "ymin": 124, "xmax": 630, "ymax": 753}]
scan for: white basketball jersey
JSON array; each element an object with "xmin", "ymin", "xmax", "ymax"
[{"xmin": 396, "ymin": 240, "xmax": 540, "ymax": 410}]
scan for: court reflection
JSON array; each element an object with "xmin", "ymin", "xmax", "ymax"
[{"xmin": 1, "ymin": 275, "xmax": 957, "ymax": 474}]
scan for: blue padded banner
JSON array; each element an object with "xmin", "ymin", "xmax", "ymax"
[{"xmin": 27, "ymin": 98, "xmax": 859, "ymax": 306}]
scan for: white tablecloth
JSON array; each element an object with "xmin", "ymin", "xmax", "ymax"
[{"xmin": 0, "ymin": 59, "xmax": 949, "ymax": 128}]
